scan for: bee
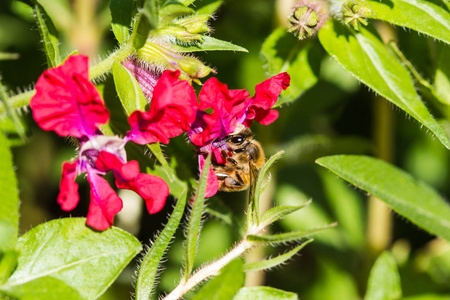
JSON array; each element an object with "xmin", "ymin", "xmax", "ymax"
[{"xmin": 211, "ymin": 125, "xmax": 265, "ymax": 192}]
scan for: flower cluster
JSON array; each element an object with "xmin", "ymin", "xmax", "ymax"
[{"xmin": 30, "ymin": 54, "xmax": 289, "ymax": 229}]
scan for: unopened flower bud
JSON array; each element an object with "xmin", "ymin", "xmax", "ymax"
[
  {"xmin": 288, "ymin": 0, "xmax": 328, "ymax": 40},
  {"xmin": 343, "ymin": 0, "xmax": 371, "ymax": 31}
]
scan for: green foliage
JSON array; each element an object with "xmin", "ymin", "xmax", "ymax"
[
  {"xmin": 318, "ymin": 20, "xmax": 450, "ymax": 149},
  {"xmin": 191, "ymin": 259, "xmax": 244, "ymax": 300},
  {"xmin": 32, "ymin": 1, "xmax": 60, "ymax": 68},
  {"xmin": 184, "ymin": 155, "xmax": 211, "ymax": 280},
  {"xmin": 110, "ymin": 0, "xmax": 135, "ymax": 44},
  {"xmin": 243, "ymin": 239, "xmax": 313, "ymax": 272},
  {"xmin": 131, "ymin": 0, "xmax": 159, "ymax": 49},
  {"xmin": 112, "ymin": 60, "xmax": 148, "ymax": 115},
  {"xmin": 261, "ymin": 28, "xmax": 319, "ymax": 106},
  {"xmin": 366, "ymin": 0, "xmax": 450, "ymax": 45},
  {"xmin": 172, "ymin": 36, "xmax": 248, "ymax": 53},
  {"xmin": 365, "ymin": 252, "xmax": 402, "ymax": 300},
  {"xmin": 316, "ymin": 155, "xmax": 450, "ymax": 241},
  {"xmin": 234, "ymin": 286, "xmax": 299, "ymax": 300},
  {"xmin": 0, "ymin": 218, "xmax": 141, "ymax": 300},
  {"xmin": 0, "ymin": 132, "xmax": 19, "ymax": 253},
  {"xmin": 135, "ymin": 189, "xmax": 187, "ymax": 300}
]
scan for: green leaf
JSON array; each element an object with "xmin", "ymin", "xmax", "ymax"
[
  {"xmin": 191, "ymin": 259, "xmax": 244, "ymax": 300},
  {"xmin": 159, "ymin": 3, "xmax": 194, "ymax": 28},
  {"xmin": 249, "ymin": 151, "xmax": 284, "ymax": 227},
  {"xmin": 0, "ymin": 80, "xmax": 27, "ymax": 142},
  {"xmin": 364, "ymin": 252, "xmax": 402, "ymax": 300},
  {"xmin": 177, "ymin": 0, "xmax": 196, "ymax": 7},
  {"xmin": 131, "ymin": 0, "xmax": 159, "ymax": 49},
  {"xmin": 184, "ymin": 155, "xmax": 211, "ymax": 280},
  {"xmin": 0, "ymin": 132, "xmax": 19, "ymax": 252},
  {"xmin": 110, "ymin": 0, "xmax": 135, "ymax": 44},
  {"xmin": 261, "ymin": 28, "xmax": 319, "ymax": 106},
  {"xmin": 135, "ymin": 189, "xmax": 187, "ymax": 300},
  {"xmin": 366, "ymin": 0, "xmax": 450, "ymax": 45},
  {"xmin": 1, "ymin": 218, "xmax": 142, "ymax": 300},
  {"xmin": 260, "ymin": 202, "xmax": 311, "ymax": 227},
  {"xmin": 402, "ymin": 295, "xmax": 450, "ymax": 300},
  {"xmin": 243, "ymin": 239, "xmax": 313, "ymax": 272},
  {"xmin": 172, "ymin": 36, "xmax": 248, "ymax": 52},
  {"xmin": 0, "ymin": 250, "xmax": 18, "ymax": 285},
  {"xmin": 247, "ymin": 223, "xmax": 337, "ymax": 244},
  {"xmin": 316, "ymin": 155, "xmax": 450, "ymax": 241},
  {"xmin": 0, "ymin": 52, "xmax": 19, "ymax": 61},
  {"xmin": 234, "ymin": 286, "xmax": 298, "ymax": 300},
  {"xmin": 318, "ymin": 20, "xmax": 450, "ymax": 149},
  {"xmin": 435, "ymin": 44, "xmax": 450, "ymax": 105},
  {"xmin": 33, "ymin": 2, "xmax": 60, "ymax": 68},
  {"xmin": 320, "ymin": 170, "xmax": 365, "ymax": 249},
  {"xmin": 196, "ymin": 0, "xmax": 222, "ymax": 15},
  {"xmin": 112, "ymin": 60, "xmax": 147, "ymax": 115},
  {"xmin": 147, "ymin": 143, "xmax": 177, "ymax": 182}
]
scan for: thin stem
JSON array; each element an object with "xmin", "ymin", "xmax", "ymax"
[{"xmin": 163, "ymin": 240, "xmax": 253, "ymax": 300}]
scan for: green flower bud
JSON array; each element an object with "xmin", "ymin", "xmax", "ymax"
[
  {"xmin": 288, "ymin": 1, "xmax": 328, "ymax": 40},
  {"xmin": 343, "ymin": 0, "xmax": 371, "ymax": 31}
]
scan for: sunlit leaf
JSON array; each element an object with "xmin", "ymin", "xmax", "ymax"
[
  {"xmin": 33, "ymin": 1, "xmax": 60, "ymax": 68},
  {"xmin": 191, "ymin": 259, "xmax": 244, "ymax": 300},
  {"xmin": 316, "ymin": 155, "xmax": 450, "ymax": 241},
  {"xmin": 184, "ymin": 155, "xmax": 211, "ymax": 280},
  {"xmin": 364, "ymin": 252, "xmax": 402, "ymax": 300},
  {"xmin": 261, "ymin": 28, "xmax": 319, "ymax": 106},
  {"xmin": 131, "ymin": 0, "xmax": 158, "ymax": 49},
  {"xmin": 172, "ymin": 36, "xmax": 248, "ymax": 53},
  {"xmin": 318, "ymin": 20, "xmax": 450, "ymax": 149},
  {"xmin": 0, "ymin": 250, "xmax": 18, "ymax": 285},
  {"xmin": 234, "ymin": 286, "xmax": 298, "ymax": 300},
  {"xmin": 366, "ymin": 0, "xmax": 450, "ymax": 45},
  {"xmin": 159, "ymin": 3, "xmax": 194, "ymax": 28},
  {"xmin": 112, "ymin": 60, "xmax": 147, "ymax": 115},
  {"xmin": 1, "ymin": 218, "xmax": 141, "ymax": 300},
  {"xmin": 110, "ymin": 0, "xmax": 135, "ymax": 44},
  {"xmin": 135, "ymin": 189, "xmax": 187, "ymax": 300},
  {"xmin": 0, "ymin": 132, "xmax": 19, "ymax": 253},
  {"xmin": 243, "ymin": 239, "xmax": 313, "ymax": 272}
]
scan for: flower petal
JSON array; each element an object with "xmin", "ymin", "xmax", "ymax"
[
  {"xmin": 189, "ymin": 78, "xmax": 250, "ymax": 147},
  {"xmin": 127, "ymin": 70, "xmax": 198, "ymax": 145},
  {"xmin": 96, "ymin": 151, "xmax": 169, "ymax": 214},
  {"xmin": 199, "ymin": 155, "xmax": 219, "ymax": 198},
  {"xmin": 30, "ymin": 55, "xmax": 109, "ymax": 138},
  {"xmin": 57, "ymin": 161, "xmax": 79, "ymax": 211},
  {"xmin": 244, "ymin": 72, "xmax": 290, "ymax": 126},
  {"xmin": 86, "ymin": 170, "xmax": 123, "ymax": 230}
]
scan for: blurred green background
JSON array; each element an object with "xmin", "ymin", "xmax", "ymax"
[{"xmin": 1, "ymin": 0, "xmax": 449, "ymax": 299}]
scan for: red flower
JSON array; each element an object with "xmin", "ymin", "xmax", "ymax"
[
  {"xmin": 127, "ymin": 70, "xmax": 198, "ymax": 144},
  {"xmin": 243, "ymin": 72, "xmax": 290, "ymax": 126},
  {"xmin": 30, "ymin": 55, "xmax": 169, "ymax": 230},
  {"xmin": 30, "ymin": 55, "xmax": 109, "ymax": 138},
  {"xmin": 187, "ymin": 73, "xmax": 290, "ymax": 198}
]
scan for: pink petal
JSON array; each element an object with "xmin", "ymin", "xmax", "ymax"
[
  {"xmin": 134, "ymin": 174, "xmax": 169, "ymax": 214},
  {"xmin": 252, "ymin": 72, "xmax": 290, "ymax": 109},
  {"xmin": 243, "ymin": 72, "xmax": 290, "ymax": 126},
  {"xmin": 57, "ymin": 161, "xmax": 79, "ymax": 211},
  {"xmin": 96, "ymin": 151, "xmax": 169, "ymax": 214},
  {"xmin": 199, "ymin": 155, "xmax": 219, "ymax": 198},
  {"xmin": 86, "ymin": 171, "xmax": 123, "ymax": 230},
  {"xmin": 127, "ymin": 70, "xmax": 198, "ymax": 145},
  {"xmin": 189, "ymin": 78, "xmax": 249, "ymax": 147},
  {"xmin": 30, "ymin": 55, "xmax": 109, "ymax": 138}
]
